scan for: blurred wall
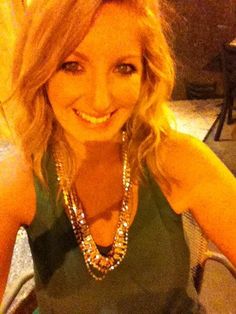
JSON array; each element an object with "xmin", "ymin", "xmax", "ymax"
[
  {"xmin": 0, "ymin": 0, "xmax": 17, "ymax": 101},
  {"xmin": 169, "ymin": 0, "xmax": 236, "ymax": 99},
  {"xmin": 0, "ymin": 0, "xmax": 17, "ymax": 139},
  {"xmin": 0, "ymin": 0, "xmax": 26, "ymax": 140}
]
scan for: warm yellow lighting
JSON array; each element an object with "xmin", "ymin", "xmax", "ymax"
[
  {"xmin": 0, "ymin": 1, "xmax": 16, "ymax": 102},
  {"xmin": 26, "ymin": 0, "xmax": 32, "ymax": 6}
]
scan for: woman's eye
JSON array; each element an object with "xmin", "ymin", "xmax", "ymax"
[
  {"xmin": 116, "ymin": 64, "xmax": 137, "ymax": 75},
  {"xmin": 60, "ymin": 62, "xmax": 83, "ymax": 74}
]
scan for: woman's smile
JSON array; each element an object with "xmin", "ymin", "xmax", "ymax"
[{"xmin": 73, "ymin": 109, "xmax": 117, "ymax": 129}]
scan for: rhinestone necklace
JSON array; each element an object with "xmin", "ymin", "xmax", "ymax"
[{"xmin": 54, "ymin": 131, "xmax": 133, "ymax": 280}]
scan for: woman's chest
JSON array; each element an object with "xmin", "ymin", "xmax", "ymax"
[{"xmin": 74, "ymin": 175, "xmax": 139, "ymax": 246}]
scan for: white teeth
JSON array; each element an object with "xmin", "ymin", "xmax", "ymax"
[{"xmin": 74, "ymin": 110, "xmax": 111, "ymax": 124}]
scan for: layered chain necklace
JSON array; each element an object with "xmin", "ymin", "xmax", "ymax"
[{"xmin": 54, "ymin": 131, "xmax": 133, "ymax": 280}]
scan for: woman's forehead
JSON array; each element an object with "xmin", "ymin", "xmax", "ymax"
[{"xmin": 69, "ymin": 3, "xmax": 142, "ymax": 59}]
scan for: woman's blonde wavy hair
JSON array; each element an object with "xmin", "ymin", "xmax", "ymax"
[{"xmin": 5, "ymin": 0, "xmax": 177, "ymax": 195}]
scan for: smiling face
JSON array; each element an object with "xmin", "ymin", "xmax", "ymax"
[{"xmin": 47, "ymin": 3, "xmax": 143, "ymax": 146}]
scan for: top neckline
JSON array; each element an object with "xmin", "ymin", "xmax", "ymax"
[{"xmin": 94, "ymin": 178, "xmax": 145, "ymax": 252}]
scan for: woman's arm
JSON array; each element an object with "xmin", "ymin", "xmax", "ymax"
[
  {"xmin": 158, "ymin": 131, "xmax": 236, "ymax": 266},
  {"xmin": 0, "ymin": 144, "xmax": 35, "ymax": 303}
]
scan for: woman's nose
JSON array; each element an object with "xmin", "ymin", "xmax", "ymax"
[{"xmin": 90, "ymin": 74, "xmax": 112, "ymax": 115}]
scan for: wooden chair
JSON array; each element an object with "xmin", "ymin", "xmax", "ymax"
[
  {"xmin": 1, "ymin": 216, "xmax": 236, "ymax": 313},
  {"xmin": 185, "ymin": 82, "xmax": 217, "ymax": 100},
  {"xmin": 214, "ymin": 44, "xmax": 236, "ymax": 141}
]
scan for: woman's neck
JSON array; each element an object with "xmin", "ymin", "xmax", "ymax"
[{"xmin": 65, "ymin": 134, "xmax": 123, "ymax": 168}]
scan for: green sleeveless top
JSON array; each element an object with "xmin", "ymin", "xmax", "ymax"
[{"xmin": 25, "ymin": 152, "xmax": 205, "ymax": 313}]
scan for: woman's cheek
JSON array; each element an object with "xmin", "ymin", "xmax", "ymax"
[
  {"xmin": 48, "ymin": 74, "xmax": 84, "ymax": 107},
  {"xmin": 112, "ymin": 78, "xmax": 142, "ymax": 107}
]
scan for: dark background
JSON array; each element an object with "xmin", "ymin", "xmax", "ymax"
[{"xmin": 167, "ymin": 0, "xmax": 236, "ymax": 99}]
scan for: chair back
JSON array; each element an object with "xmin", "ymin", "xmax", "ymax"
[
  {"xmin": 1, "ymin": 228, "xmax": 35, "ymax": 314},
  {"xmin": 182, "ymin": 211, "xmax": 209, "ymax": 292},
  {"xmin": 183, "ymin": 210, "xmax": 236, "ymax": 293},
  {"xmin": 185, "ymin": 82, "xmax": 217, "ymax": 100},
  {"xmin": 221, "ymin": 44, "xmax": 236, "ymax": 94}
]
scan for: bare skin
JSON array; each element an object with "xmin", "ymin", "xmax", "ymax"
[{"xmin": 73, "ymin": 153, "xmax": 139, "ymax": 247}]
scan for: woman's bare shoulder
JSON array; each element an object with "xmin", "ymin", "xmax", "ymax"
[
  {"xmin": 0, "ymin": 141, "xmax": 36, "ymax": 225},
  {"xmin": 156, "ymin": 130, "xmax": 236, "ymax": 211},
  {"xmin": 158, "ymin": 130, "xmax": 234, "ymax": 184},
  {"xmin": 159, "ymin": 132, "xmax": 236, "ymax": 266},
  {"xmin": 159, "ymin": 130, "xmax": 208, "ymax": 158}
]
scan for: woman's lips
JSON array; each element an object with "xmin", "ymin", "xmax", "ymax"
[
  {"xmin": 74, "ymin": 109, "xmax": 112, "ymax": 120},
  {"xmin": 73, "ymin": 109, "xmax": 117, "ymax": 129}
]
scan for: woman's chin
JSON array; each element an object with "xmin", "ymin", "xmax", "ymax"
[{"xmin": 64, "ymin": 128, "xmax": 123, "ymax": 146}]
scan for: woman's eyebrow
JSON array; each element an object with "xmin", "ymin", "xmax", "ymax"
[{"xmin": 72, "ymin": 51, "xmax": 90, "ymax": 61}]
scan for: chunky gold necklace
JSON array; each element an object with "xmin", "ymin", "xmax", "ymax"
[{"xmin": 54, "ymin": 131, "xmax": 133, "ymax": 280}]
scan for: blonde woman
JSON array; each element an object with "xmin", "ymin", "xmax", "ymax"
[{"xmin": 0, "ymin": 0, "xmax": 235, "ymax": 313}]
